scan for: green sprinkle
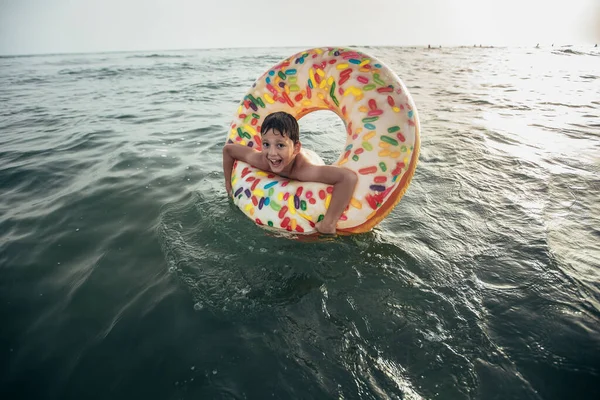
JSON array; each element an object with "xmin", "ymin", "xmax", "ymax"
[
  {"xmin": 290, "ymin": 84, "xmax": 300, "ymax": 92},
  {"xmin": 268, "ymin": 188, "xmax": 274, "ymax": 197},
  {"xmin": 256, "ymin": 97, "xmax": 265, "ymax": 108},
  {"xmin": 379, "ymin": 162, "xmax": 387, "ymax": 171},
  {"xmin": 362, "ymin": 142, "xmax": 373, "ymax": 151},
  {"xmin": 318, "ymin": 214, "xmax": 325, "ymax": 222},
  {"xmin": 401, "ymin": 145, "xmax": 407, "ymax": 153},
  {"xmin": 288, "ymin": 76, "xmax": 297, "ymax": 84},
  {"xmin": 237, "ymin": 127, "xmax": 243, "ymax": 137},
  {"xmin": 363, "ymin": 84, "xmax": 376, "ymax": 91},
  {"xmin": 268, "ymin": 221, "xmax": 273, "ymax": 227},
  {"xmin": 362, "ymin": 116, "xmax": 379, "ymax": 123},
  {"xmin": 252, "ymin": 113, "xmax": 260, "ymax": 119},
  {"xmin": 388, "ymin": 126, "xmax": 400, "ymax": 133},
  {"xmin": 301, "ymin": 200, "xmax": 307, "ymax": 211},
  {"xmin": 381, "ymin": 135, "xmax": 399, "ymax": 146},
  {"xmin": 352, "ymin": 155, "xmax": 359, "ymax": 162},
  {"xmin": 278, "ymin": 71, "xmax": 286, "ymax": 80},
  {"xmin": 270, "ymin": 201, "xmax": 281, "ymax": 211},
  {"xmin": 242, "ymin": 131, "xmax": 252, "ymax": 139}
]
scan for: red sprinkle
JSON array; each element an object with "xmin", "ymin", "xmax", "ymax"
[
  {"xmin": 296, "ymin": 187, "xmax": 303, "ymax": 197},
  {"xmin": 319, "ymin": 190, "xmax": 326, "ymax": 200},
  {"xmin": 368, "ymin": 99, "xmax": 378, "ymax": 110},
  {"xmin": 368, "ymin": 109, "xmax": 383, "ymax": 116},
  {"xmin": 357, "ymin": 76, "xmax": 369, "ymax": 84},
  {"xmin": 326, "ymin": 186, "xmax": 334, "ymax": 193},
  {"xmin": 397, "ymin": 132, "xmax": 405, "ymax": 142},
  {"xmin": 309, "ymin": 198, "xmax": 316, "ymax": 204},
  {"xmin": 374, "ymin": 176, "xmax": 387, "ymax": 183},
  {"xmin": 306, "ymin": 190, "xmax": 313, "ymax": 199},
  {"xmin": 279, "ymin": 206, "xmax": 288, "ymax": 219},
  {"xmin": 283, "ymin": 192, "xmax": 290, "ymax": 201},
  {"xmin": 359, "ymin": 166, "xmax": 378, "ymax": 175},
  {"xmin": 281, "ymin": 217, "xmax": 290, "ymax": 228},
  {"xmin": 251, "ymin": 196, "xmax": 258, "ymax": 206},
  {"xmin": 355, "ymin": 148, "xmax": 364, "ymax": 155},
  {"xmin": 251, "ymin": 179, "xmax": 260, "ymax": 191}
]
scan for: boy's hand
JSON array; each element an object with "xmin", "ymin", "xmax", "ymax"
[{"xmin": 315, "ymin": 221, "xmax": 337, "ymax": 235}]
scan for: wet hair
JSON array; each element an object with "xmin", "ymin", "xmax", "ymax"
[{"xmin": 261, "ymin": 112, "xmax": 299, "ymax": 143}]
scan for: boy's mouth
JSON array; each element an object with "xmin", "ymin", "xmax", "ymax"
[{"xmin": 269, "ymin": 158, "xmax": 282, "ymax": 168}]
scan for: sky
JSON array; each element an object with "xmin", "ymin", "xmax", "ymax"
[{"xmin": 0, "ymin": 0, "xmax": 598, "ymax": 55}]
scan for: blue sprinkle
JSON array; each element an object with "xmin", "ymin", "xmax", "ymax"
[
  {"xmin": 264, "ymin": 181, "xmax": 278, "ymax": 189},
  {"xmin": 268, "ymin": 71, "xmax": 275, "ymax": 76},
  {"xmin": 370, "ymin": 185, "xmax": 386, "ymax": 192},
  {"xmin": 286, "ymin": 69, "xmax": 297, "ymax": 75},
  {"xmin": 392, "ymin": 175, "xmax": 398, "ymax": 182},
  {"xmin": 408, "ymin": 110, "xmax": 414, "ymax": 118},
  {"xmin": 349, "ymin": 58, "xmax": 361, "ymax": 64},
  {"xmin": 264, "ymin": 197, "xmax": 271, "ymax": 206},
  {"xmin": 266, "ymin": 77, "xmax": 271, "ymax": 84},
  {"xmin": 345, "ymin": 144, "xmax": 353, "ymax": 151},
  {"xmin": 374, "ymin": 63, "xmax": 382, "ymax": 68},
  {"xmin": 308, "ymin": 79, "xmax": 313, "ymax": 89},
  {"xmin": 298, "ymin": 57, "xmax": 304, "ymax": 64},
  {"xmin": 365, "ymin": 123, "xmax": 376, "ymax": 130}
]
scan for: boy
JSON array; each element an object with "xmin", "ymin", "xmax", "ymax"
[{"xmin": 223, "ymin": 111, "xmax": 358, "ymax": 235}]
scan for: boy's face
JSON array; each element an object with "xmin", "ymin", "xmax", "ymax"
[{"xmin": 261, "ymin": 128, "xmax": 300, "ymax": 174}]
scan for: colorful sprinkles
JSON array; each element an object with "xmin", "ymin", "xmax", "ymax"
[{"xmin": 226, "ymin": 47, "xmax": 420, "ymax": 233}]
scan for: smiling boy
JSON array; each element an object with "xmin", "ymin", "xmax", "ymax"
[{"xmin": 223, "ymin": 112, "xmax": 358, "ymax": 235}]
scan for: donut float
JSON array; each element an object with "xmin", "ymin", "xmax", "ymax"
[{"xmin": 226, "ymin": 47, "xmax": 420, "ymax": 234}]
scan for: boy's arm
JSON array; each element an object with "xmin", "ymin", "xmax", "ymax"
[
  {"xmin": 293, "ymin": 163, "xmax": 358, "ymax": 234},
  {"xmin": 222, "ymin": 144, "xmax": 268, "ymax": 196}
]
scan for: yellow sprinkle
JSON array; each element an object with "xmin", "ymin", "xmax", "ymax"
[
  {"xmin": 379, "ymin": 141, "xmax": 391, "ymax": 148},
  {"xmin": 237, "ymin": 105, "xmax": 242, "ymax": 114},
  {"xmin": 285, "ymin": 85, "xmax": 290, "ymax": 94},
  {"xmin": 359, "ymin": 59, "xmax": 371, "ymax": 66},
  {"xmin": 359, "ymin": 106, "xmax": 368, "ymax": 113},
  {"xmin": 298, "ymin": 212, "xmax": 312, "ymax": 221},
  {"xmin": 316, "ymin": 69, "xmax": 325, "ymax": 77},
  {"xmin": 240, "ymin": 140, "xmax": 246, "ymax": 146},
  {"xmin": 232, "ymin": 178, "xmax": 237, "ymax": 186},
  {"xmin": 315, "ymin": 48, "xmax": 323, "ymax": 54},
  {"xmin": 343, "ymin": 86, "xmax": 363, "ymax": 97},
  {"xmin": 336, "ymin": 63, "xmax": 349, "ymax": 70},
  {"xmin": 264, "ymin": 93, "xmax": 275, "ymax": 104},
  {"xmin": 302, "ymin": 100, "xmax": 312, "ymax": 106},
  {"xmin": 350, "ymin": 197, "xmax": 362, "ymax": 209},
  {"xmin": 356, "ymin": 93, "xmax": 364, "ymax": 101},
  {"xmin": 364, "ymin": 131, "xmax": 376, "ymax": 140},
  {"xmin": 244, "ymin": 124, "xmax": 257, "ymax": 135},
  {"xmin": 406, "ymin": 148, "xmax": 411, "ymax": 154},
  {"xmin": 317, "ymin": 92, "xmax": 325, "ymax": 100},
  {"xmin": 253, "ymin": 189, "xmax": 264, "ymax": 197},
  {"xmin": 355, "ymin": 127, "xmax": 363, "ymax": 134},
  {"xmin": 249, "ymin": 208, "xmax": 255, "ymax": 216},
  {"xmin": 291, "ymin": 218, "xmax": 297, "ymax": 231},
  {"xmin": 404, "ymin": 157, "xmax": 409, "ymax": 164},
  {"xmin": 288, "ymin": 196, "xmax": 296, "ymax": 214},
  {"xmin": 339, "ymin": 158, "xmax": 348, "ymax": 165},
  {"xmin": 392, "ymin": 106, "xmax": 400, "ymax": 112},
  {"xmin": 275, "ymin": 76, "xmax": 281, "ymax": 84},
  {"xmin": 390, "ymin": 152, "xmax": 401, "ymax": 159},
  {"xmin": 319, "ymin": 79, "xmax": 327, "ymax": 89},
  {"xmin": 244, "ymin": 204, "xmax": 253, "ymax": 211},
  {"xmin": 325, "ymin": 194, "xmax": 331, "ymax": 209},
  {"xmin": 309, "ymin": 68, "xmax": 316, "ymax": 86},
  {"xmin": 327, "ymin": 76, "xmax": 334, "ymax": 85},
  {"xmin": 359, "ymin": 67, "xmax": 370, "ymax": 72},
  {"xmin": 278, "ymin": 192, "xmax": 284, "ymax": 201},
  {"xmin": 379, "ymin": 149, "xmax": 391, "ymax": 157},
  {"xmin": 256, "ymin": 171, "xmax": 268, "ymax": 177}
]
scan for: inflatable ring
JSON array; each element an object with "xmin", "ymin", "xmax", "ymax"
[{"xmin": 226, "ymin": 47, "xmax": 420, "ymax": 234}]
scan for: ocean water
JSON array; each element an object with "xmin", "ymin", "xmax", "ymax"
[{"xmin": 1, "ymin": 45, "xmax": 599, "ymax": 399}]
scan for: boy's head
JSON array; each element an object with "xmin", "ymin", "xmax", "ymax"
[
  {"xmin": 260, "ymin": 112, "xmax": 301, "ymax": 174},
  {"xmin": 261, "ymin": 112, "xmax": 299, "ymax": 143}
]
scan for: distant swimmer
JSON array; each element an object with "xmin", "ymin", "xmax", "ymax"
[{"xmin": 536, "ymin": 43, "xmax": 540, "ymax": 48}]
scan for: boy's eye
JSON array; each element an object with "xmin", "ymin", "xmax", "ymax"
[{"xmin": 277, "ymin": 144, "xmax": 285, "ymax": 148}]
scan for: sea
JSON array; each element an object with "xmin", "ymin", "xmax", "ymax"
[{"xmin": 1, "ymin": 45, "xmax": 599, "ymax": 400}]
